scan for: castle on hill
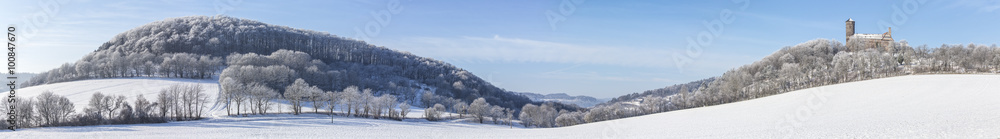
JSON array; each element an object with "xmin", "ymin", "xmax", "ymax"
[{"xmin": 846, "ymin": 18, "xmax": 894, "ymax": 51}]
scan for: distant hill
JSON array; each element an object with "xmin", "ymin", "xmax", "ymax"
[
  {"xmin": 3, "ymin": 72, "xmax": 36, "ymax": 91},
  {"xmin": 516, "ymin": 92, "xmax": 608, "ymax": 108}
]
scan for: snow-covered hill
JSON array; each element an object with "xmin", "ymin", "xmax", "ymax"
[{"xmin": 4, "ymin": 75, "xmax": 999, "ymax": 138}]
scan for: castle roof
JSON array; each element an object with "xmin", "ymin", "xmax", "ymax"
[
  {"xmin": 847, "ymin": 18, "xmax": 854, "ymax": 22},
  {"xmin": 850, "ymin": 33, "xmax": 888, "ymax": 40}
]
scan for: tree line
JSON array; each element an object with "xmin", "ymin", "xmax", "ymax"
[
  {"xmin": 22, "ymin": 51, "xmax": 223, "ymax": 87},
  {"xmin": 1, "ymin": 84, "xmax": 208, "ymax": 129}
]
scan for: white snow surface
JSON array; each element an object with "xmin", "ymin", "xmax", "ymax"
[{"xmin": 3, "ymin": 75, "xmax": 1000, "ymax": 138}]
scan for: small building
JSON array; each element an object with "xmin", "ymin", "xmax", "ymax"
[{"xmin": 845, "ymin": 18, "xmax": 893, "ymax": 51}]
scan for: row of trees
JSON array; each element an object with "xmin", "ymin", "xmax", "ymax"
[
  {"xmin": 519, "ymin": 102, "xmax": 596, "ymax": 128},
  {"xmin": 424, "ymin": 97, "xmax": 515, "ymax": 126},
  {"xmin": 222, "ymin": 76, "xmax": 412, "ymax": 121},
  {"xmin": 0, "ymin": 84, "xmax": 207, "ymax": 129},
  {"xmin": 22, "ymin": 51, "xmax": 223, "ymax": 87},
  {"xmin": 326, "ymin": 85, "xmax": 407, "ymax": 120},
  {"xmin": 221, "ymin": 77, "xmax": 279, "ymax": 116},
  {"xmin": 157, "ymin": 84, "xmax": 210, "ymax": 121},
  {"xmin": 519, "ymin": 103, "xmax": 558, "ymax": 127}
]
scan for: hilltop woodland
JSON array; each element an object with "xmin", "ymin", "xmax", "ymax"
[{"xmin": 577, "ymin": 39, "xmax": 1000, "ymax": 126}]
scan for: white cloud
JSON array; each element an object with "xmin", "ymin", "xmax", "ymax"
[{"xmin": 384, "ymin": 35, "xmax": 675, "ymax": 68}]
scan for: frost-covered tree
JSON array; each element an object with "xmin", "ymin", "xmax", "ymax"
[
  {"xmin": 181, "ymin": 84, "xmax": 208, "ymax": 119},
  {"xmin": 535, "ymin": 103, "xmax": 558, "ymax": 128},
  {"xmin": 374, "ymin": 95, "xmax": 397, "ymax": 119},
  {"xmin": 640, "ymin": 95, "xmax": 667, "ymax": 114},
  {"xmin": 35, "ymin": 91, "xmax": 74, "ymax": 126},
  {"xmin": 13, "ymin": 97, "xmax": 37, "ymax": 128},
  {"xmin": 424, "ymin": 103, "xmax": 445, "ymax": 121},
  {"xmin": 103, "ymin": 94, "xmax": 127, "ymax": 119},
  {"xmin": 453, "ymin": 102, "xmax": 468, "ymax": 118},
  {"xmin": 359, "ymin": 88, "xmax": 374, "ymax": 117},
  {"xmin": 519, "ymin": 104, "xmax": 537, "ymax": 127},
  {"xmin": 156, "ymin": 89, "xmax": 173, "ymax": 120},
  {"xmin": 152, "ymin": 84, "xmax": 206, "ymax": 121},
  {"xmin": 555, "ymin": 111, "xmax": 584, "ymax": 127},
  {"xmin": 284, "ymin": 78, "xmax": 314, "ymax": 115},
  {"xmin": 326, "ymin": 91, "xmax": 340, "ymax": 115},
  {"xmin": 87, "ymin": 92, "xmax": 108, "ymax": 120},
  {"xmin": 220, "ymin": 65, "xmax": 296, "ymax": 92},
  {"xmin": 133, "ymin": 94, "xmax": 157, "ymax": 123},
  {"xmin": 504, "ymin": 108, "xmax": 514, "ymax": 126},
  {"xmin": 398, "ymin": 103, "xmax": 410, "ymax": 119},
  {"xmin": 469, "ymin": 98, "xmax": 490, "ymax": 123},
  {"xmin": 117, "ymin": 103, "xmax": 135, "ymax": 124},
  {"xmin": 84, "ymin": 92, "xmax": 127, "ymax": 123},
  {"xmin": 340, "ymin": 86, "xmax": 360, "ymax": 116},
  {"xmin": 220, "ymin": 77, "xmax": 244, "ymax": 116},
  {"xmin": 490, "ymin": 105, "xmax": 504, "ymax": 124},
  {"xmin": 309, "ymin": 88, "xmax": 328, "ymax": 113},
  {"xmin": 248, "ymin": 83, "xmax": 278, "ymax": 114},
  {"xmin": 195, "ymin": 55, "xmax": 223, "ymax": 78}
]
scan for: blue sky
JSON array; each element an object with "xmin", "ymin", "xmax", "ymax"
[{"xmin": 2, "ymin": 0, "xmax": 999, "ymax": 98}]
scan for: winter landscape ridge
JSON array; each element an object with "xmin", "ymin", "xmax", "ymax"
[
  {"xmin": 3, "ymin": 74, "xmax": 999, "ymax": 138},
  {"xmin": 3, "ymin": 12, "xmax": 999, "ymax": 138}
]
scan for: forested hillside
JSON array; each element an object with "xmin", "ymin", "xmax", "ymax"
[
  {"xmin": 584, "ymin": 39, "xmax": 999, "ymax": 124},
  {"xmin": 23, "ymin": 15, "xmax": 532, "ymax": 109}
]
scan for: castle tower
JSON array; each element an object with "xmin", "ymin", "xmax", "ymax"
[{"xmin": 846, "ymin": 18, "xmax": 855, "ymax": 42}]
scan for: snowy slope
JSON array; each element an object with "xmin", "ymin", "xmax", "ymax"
[
  {"xmin": 3, "ymin": 75, "xmax": 1000, "ymax": 138},
  {"xmin": 15, "ymin": 78, "xmax": 221, "ymax": 114}
]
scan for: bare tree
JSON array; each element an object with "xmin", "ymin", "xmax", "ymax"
[
  {"xmin": 15, "ymin": 97, "xmax": 37, "ymax": 128},
  {"xmin": 156, "ymin": 89, "xmax": 172, "ymax": 120},
  {"xmin": 35, "ymin": 91, "xmax": 74, "ymax": 126},
  {"xmin": 87, "ymin": 92, "xmax": 107, "ymax": 120},
  {"xmin": 183, "ymin": 84, "xmax": 207, "ymax": 119},
  {"xmin": 102, "ymin": 95, "xmax": 126, "ymax": 120},
  {"xmin": 133, "ymin": 94, "xmax": 156, "ymax": 123}
]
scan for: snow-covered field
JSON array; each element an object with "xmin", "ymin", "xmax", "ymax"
[{"xmin": 3, "ymin": 75, "xmax": 1000, "ymax": 138}]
